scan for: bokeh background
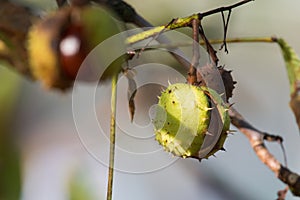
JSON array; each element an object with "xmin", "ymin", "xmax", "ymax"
[{"xmin": 1, "ymin": 0, "xmax": 300, "ymax": 199}]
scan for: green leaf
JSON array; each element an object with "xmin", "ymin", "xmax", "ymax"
[{"xmin": 276, "ymin": 38, "xmax": 300, "ymax": 130}]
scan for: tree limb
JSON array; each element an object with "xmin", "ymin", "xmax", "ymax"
[
  {"xmin": 229, "ymin": 107, "xmax": 300, "ymax": 196},
  {"xmin": 103, "ymin": 0, "xmax": 252, "ymax": 70}
]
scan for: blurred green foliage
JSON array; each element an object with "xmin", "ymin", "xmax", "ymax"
[
  {"xmin": 69, "ymin": 172, "xmax": 94, "ymax": 200},
  {"xmin": 0, "ymin": 66, "xmax": 21, "ymax": 200}
]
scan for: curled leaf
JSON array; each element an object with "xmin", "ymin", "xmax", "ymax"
[
  {"xmin": 276, "ymin": 38, "xmax": 300, "ymax": 130},
  {"xmin": 125, "ymin": 69, "xmax": 137, "ymax": 122}
]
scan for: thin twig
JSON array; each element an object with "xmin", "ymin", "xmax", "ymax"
[
  {"xmin": 128, "ymin": 37, "xmax": 276, "ymax": 50},
  {"xmin": 199, "ymin": 0, "xmax": 254, "ymax": 19},
  {"xmin": 94, "ymin": 0, "xmax": 192, "ymax": 70},
  {"xmin": 125, "ymin": 0, "xmax": 253, "ymax": 45},
  {"xmin": 262, "ymin": 132, "xmax": 287, "ymax": 167},
  {"xmin": 124, "ymin": 0, "xmax": 253, "ymax": 68},
  {"xmin": 198, "ymin": 24, "xmax": 218, "ymax": 65},
  {"xmin": 219, "ymin": 10, "xmax": 231, "ymax": 53},
  {"xmin": 48, "ymin": 0, "xmax": 253, "ymax": 73},
  {"xmin": 229, "ymin": 107, "xmax": 300, "ymax": 196},
  {"xmin": 106, "ymin": 73, "xmax": 118, "ymax": 200},
  {"xmin": 131, "ymin": 18, "xmax": 191, "ymax": 70}
]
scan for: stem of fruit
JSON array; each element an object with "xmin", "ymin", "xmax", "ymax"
[
  {"xmin": 106, "ymin": 73, "xmax": 118, "ymax": 200},
  {"xmin": 126, "ymin": 14, "xmax": 199, "ymax": 46},
  {"xmin": 187, "ymin": 18, "xmax": 200, "ymax": 85}
]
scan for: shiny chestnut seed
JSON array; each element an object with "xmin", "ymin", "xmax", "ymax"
[{"xmin": 59, "ymin": 24, "xmax": 87, "ymax": 80}]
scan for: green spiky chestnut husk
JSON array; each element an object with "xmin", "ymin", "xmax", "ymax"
[
  {"xmin": 153, "ymin": 83, "xmax": 230, "ymax": 159},
  {"xmin": 27, "ymin": 5, "xmax": 122, "ymax": 89}
]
